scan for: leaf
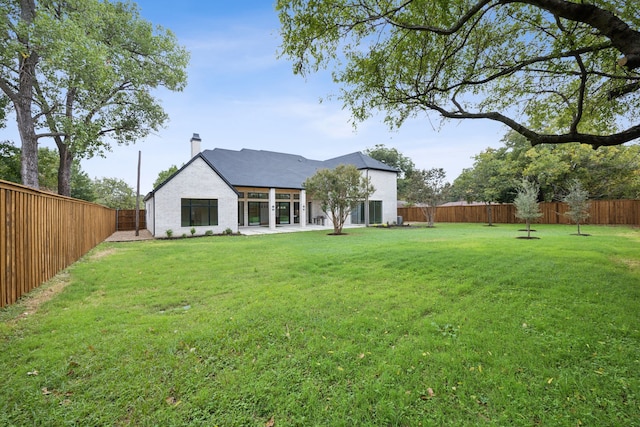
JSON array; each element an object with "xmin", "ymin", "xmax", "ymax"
[
  {"xmin": 420, "ymin": 388, "xmax": 436, "ymax": 400},
  {"xmin": 165, "ymin": 396, "xmax": 181, "ymax": 406},
  {"xmin": 265, "ymin": 416, "xmax": 275, "ymax": 427}
]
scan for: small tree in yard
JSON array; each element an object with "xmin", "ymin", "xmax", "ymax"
[
  {"xmin": 563, "ymin": 180, "xmax": 591, "ymax": 236},
  {"xmin": 514, "ymin": 179, "xmax": 542, "ymax": 239},
  {"xmin": 303, "ymin": 164, "xmax": 374, "ymax": 235},
  {"xmin": 405, "ymin": 168, "xmax": 449, "ymax": 228}
]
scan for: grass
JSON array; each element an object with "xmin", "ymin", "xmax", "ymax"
[{"xmin": 1, "ymin": 223, "xmax": 639, "ymax": 426}]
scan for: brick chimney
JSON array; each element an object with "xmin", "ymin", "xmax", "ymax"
[{"xmin": 190, "ymin": 133, "xmax": 201, "ymax": 158}]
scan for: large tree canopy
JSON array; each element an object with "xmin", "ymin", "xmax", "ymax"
[
  {"xmin": 0, "ymin": 142, "xmax": 95, "ymax": 200},
  {"xmin": 277, "ymin": 0, "xmax": 640, "ymax": 148},
  {"xmin": 451, "ymin": 131, "xmax": 640, "ymax": 201},
  {"xmin": 0, "ymin": 0, "xmax": 189, "ymax": 193}
]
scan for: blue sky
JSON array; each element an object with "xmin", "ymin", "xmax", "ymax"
[{"xmin": 5, "ymin": 1, "xmax": 507, "ymax": 194}]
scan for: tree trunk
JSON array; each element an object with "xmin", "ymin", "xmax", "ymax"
[
  {"xmin": 486, "ymin": 202, "xmax": 493, "ymax": 226},
  {"xmin": 16, "ymin": 102, "xmax": 39, "ymax": 189},
  {"xmin": 427, "ymin": 207, "xmax": 435, "ymax": 227},
  {"xmin": 15, "ymin": 0, "xmax": 39, "ymax": 189},
  {"xmin": 57, "ymin": 142, "xmax": 73, "ymax": 196}
]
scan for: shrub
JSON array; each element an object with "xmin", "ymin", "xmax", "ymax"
[
  {"xmin": 165, "ymin": 229, "xmax": 173, "ymax": 238},
  {"xmin": 190, "ymin": 227, "xmax": 196, "ymax": 236},
  {"xmin": 205, "ymin": 230, "xmax": 214, "ymax": 236}
]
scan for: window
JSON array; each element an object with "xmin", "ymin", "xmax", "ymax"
[
  {"xmin": 351, "ymin": 202, "xmax": 365, "ymax": 224},
  {"xmin": 248, "ymin": 192, "xmax": 268, "ymax": 199},
  {"xmin": 369, "ymin": 200, "xmax": 382, "ymax": 224},
  {"xmin": 181, "ymin": 199, "xmax": 218, "ymax": 226},
  {"xmin": 350, "ymin": 200, "xmax": 383, "ymax": 224}
]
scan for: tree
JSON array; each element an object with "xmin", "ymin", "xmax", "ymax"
[
  {"xmin": 523, "ymin": 142, "xmax": 640, "ymax": 200},
  {"xmin": 514, "ymin": 179, "xmax": 542, "ymax": 239},
  {"xmin": 405, "ymin": 168, "xmax": 449, "ymax": 227},
  {"xmin": 278, "ymin": 1, "xmax": 640, "ymax": 149},
  {"xmin": 0, "ymin": 0, "xmax": 40, "ymax": 187},
  {"xmin": 0, "ymin": 94, "xmax": 8, "ymax": 128},
  {"xmin": 0, "ymin": 141, "xmax": 21, "ymax": 183},
  {"xmin": 364, "ymin": 144, "xmax": 414, "ymax": 199},
  {"xmin": 452, "ymin": 147, "xmax": 516, "ymax": 225},
  {"xmin": 0, "ymin": 0, "xmax": 189, "ymax": 194},
  {"xmin": 453, "ymin": 131, "xmax": 640, "ymax": 201},
  {"xmin": 37, "ymin": 146, "xmax": 61, "ymax": 192},
  {"xmin": 153, "ymin": 165, "xmax": 179, "ymax": 189},
  {"xmin": 92, "ymin": 177, "xmax": 136, "ymax": 209},
  {"xmin": 69, "ymin": 166, "xmax": 95, "ymax": 202},
  {"xmin": 563, "ymin": 180, "xmax": 590, "ymax": 236},
  {"xmin": 303, "ymin": 164, "xmax": 374, "ymax": 234},
  {"xmin": 0, "ymin": 143, "xmax": 94, "ymax": 200}
]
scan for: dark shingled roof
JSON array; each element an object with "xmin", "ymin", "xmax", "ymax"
[{"xmin": 200, "ymin": 148, "xmax": 398, "ymax": 189}]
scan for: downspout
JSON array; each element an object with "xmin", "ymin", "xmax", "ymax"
[
  {"xmin": 153, "ymin": 195, "xmax": 156, "ymax": 237},
  {"xmin": 364, "ymin": 169, "xmax": 369, "ymax": 226}
]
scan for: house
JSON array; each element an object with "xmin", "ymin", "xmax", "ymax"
[{"xmin": 144, "ymin": 134, "xmax": 398, "ymax": 237}]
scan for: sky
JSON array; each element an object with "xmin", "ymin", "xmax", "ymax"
[{"xmin": 2, "ymin": 0, "xmax": 507, "ymax": 195}]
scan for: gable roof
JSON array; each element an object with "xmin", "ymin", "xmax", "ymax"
[
  {"xmin": 143, "ymin": 153, "xmax": 238, "ymax": 201},
  {"xmin": 200, "ymin": 148, "xmax": 398, "ymax": 190},
  {"xmin": 323, "ymin": 151, "xmax": 398, "ymax": 171}
]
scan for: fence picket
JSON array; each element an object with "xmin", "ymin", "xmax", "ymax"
[
  {"xmin": 0, "ymin": 180, "xmax": 116, "ymax": 308},
  {"xmin": 398, "ymin": 200, "xmax": 640, "ymax": 225}
]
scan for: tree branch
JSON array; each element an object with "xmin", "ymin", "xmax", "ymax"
[
  {"xmin": 385, "ymin": 0, "xmax": 495, "ymax": 35},
  {"xmin": 443, "ymin": 43, "xmax": 612, "ymax": 91},
  {"xmin": 608, "ymin": 81, "xmax": 640, "ymax": 100},
  {"xmin": 422, "ymin": 101, "xmax": 640, "ymax": 148},
  {"xmin": 570, "ymin": 52, "xmax": 587, "ymax": 134},
  {"xmin": 507, "ymin": 0, "xmax": 640, "ymax": 71}
]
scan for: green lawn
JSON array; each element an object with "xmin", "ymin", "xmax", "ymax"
[{"xmin": 1, "ymin": 224, "xmax": 639, "ymax": 426}]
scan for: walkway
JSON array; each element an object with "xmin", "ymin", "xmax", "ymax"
[
  {"xmin": 239, "ymin": 224, "xmax": 349, "ymax": 235},
  {"xmin": 105, "ymin": 224, "xmax": 364, "ymax": 241}
]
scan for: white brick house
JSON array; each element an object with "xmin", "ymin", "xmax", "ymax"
[{"xmin": 144, "ymin": 135, "xmax": 398, "ymax": 237}]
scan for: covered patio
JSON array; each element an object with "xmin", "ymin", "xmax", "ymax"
[{"xmin": 239, "ymin": 223, "xmax": 364, "ymax": 235}]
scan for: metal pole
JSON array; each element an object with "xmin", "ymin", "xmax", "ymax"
[{"xmin": 135, "ymin": 150, "xmax": 141, "ymax": 236}]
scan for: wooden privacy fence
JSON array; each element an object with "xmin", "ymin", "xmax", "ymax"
[
  {"xmin": 1, "ymin": 180, "xmax": 116, "ymax": 308},
  {"xmin": 116, "ymin": 209, "xmax": 146, "ymax": 231},
  {"xmin": 398, "ymin": 200, "xmax": 640, "ymax": 225}
]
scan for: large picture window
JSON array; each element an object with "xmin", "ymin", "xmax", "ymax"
[
  {"xmin": 350, "ymin": 200, "xmax": 383, "ymax": 224},
  {"xmin": 181, "ymin": 199, "xmax": 218, "ymax": 226},
  {"xmin": 369, "ymin": 200, "xmax": 382, "ymax": 224}
]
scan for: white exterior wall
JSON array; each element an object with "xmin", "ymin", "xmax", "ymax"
[
  {"xmin": 145, "ymin": 197, "xmax": 155, "ymax": 233},
  {"xmin": 148, "ymin": 157, "xmax": 238, "ymax": 237},
  {"xmin": 366, "ymin": 169, "xmax": 398, "ymax": 224},
  {"xmin": 311, "ymin": 168, "xmax": 398, "ymax": 227}
]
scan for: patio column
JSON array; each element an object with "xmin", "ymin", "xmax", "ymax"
[
  {"xmin": 269, "ymin": 188, "xmax": 276, "ymax": 230},
  {"xmin": 300, "ymin": 190, "xmax": 307, "ymax": 228}
]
